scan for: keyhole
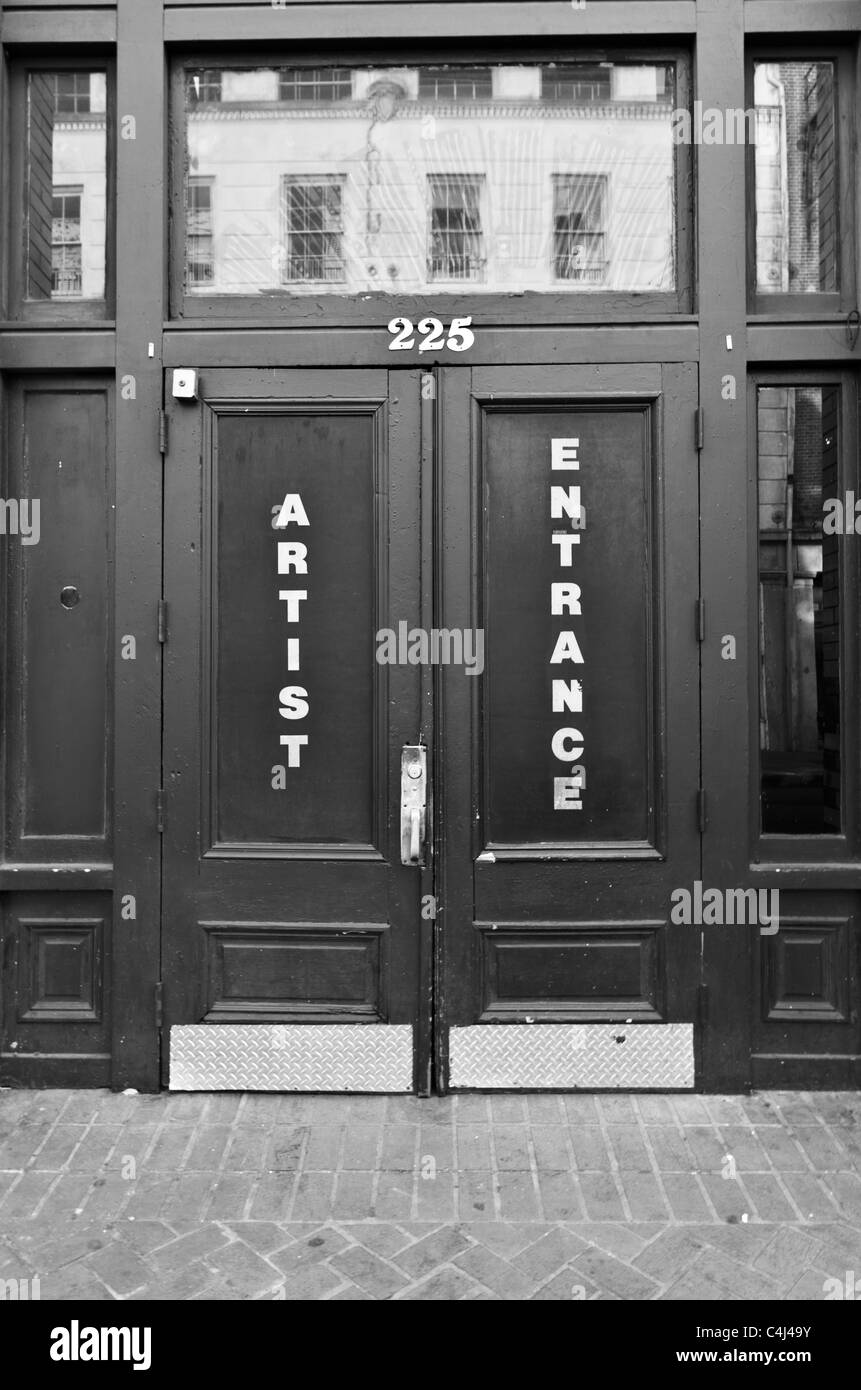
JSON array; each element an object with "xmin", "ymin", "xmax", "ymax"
[{"xmin": 60, "ymin": 586, "xmax": 80, "ymax": 609}]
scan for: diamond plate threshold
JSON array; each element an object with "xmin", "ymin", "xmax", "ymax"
[{"xmin": 170, "ymin": 1024, "xmax": 414, "ymax": 1092}]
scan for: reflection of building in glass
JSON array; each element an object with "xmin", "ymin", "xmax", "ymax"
[
  {"xmin": 187, "ymin": 176, "xmax": 215, "ymax": 287},
  {"xmin": 758, "ymin": 386, "xmax": 841, "ymax": 835},
  {"xmin": 51, "ymin": 186, "xmax": 83, "ymax": 296},
  {"xmin": 26, "ymin": 70, "xmax": 107, "ymax": 301},
  {"xmin": 280, "ymin": 175, "xmax": 347, "ymax": 283},
  {"xmin": 755, "ymin": 62, "xmax": 837, "ymax": 295},
  {"xmin": 552, "ymin": 174, "xmax": 607, "ymax": 282},
  {"xmin": 428, "ymin": 175, "xmax": 485, "ymax": 281},
  {"xmin": 180, "ymin": 63, "xmax": 678, "ymax": 295}
]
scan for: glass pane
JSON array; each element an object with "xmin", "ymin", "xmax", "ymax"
[
  {"xmin": 25, "ymin": 71, "xmax": 107, "ymax": 302},
  {"xmin": 181, "ymin": 61, "xmax": 680, "ymax": 296},
  {"xmin": 754, "ymin": 62, "xmax": 838, "ymax": 295},
  {"xmin": 758, "ymin": 385, "xmax": 841, "ymax": 835}
]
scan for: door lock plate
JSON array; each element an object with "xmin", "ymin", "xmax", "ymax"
[{"xmin": 400, "ymin": 745, "xmax": 427, "ymax": 866}]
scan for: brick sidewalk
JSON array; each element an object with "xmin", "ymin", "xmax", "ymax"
[{"xmin": 1, "ymin": 1089, "xmax": 860, "ymax": 1300}]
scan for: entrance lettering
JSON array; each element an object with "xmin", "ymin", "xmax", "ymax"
[
  {"xmin": 276, "ymin": 492, "xmax": 309, "ymax": 767},
  {"xmin": 550, "ymin": 438, "xmax": 586, "ymax": 812}
]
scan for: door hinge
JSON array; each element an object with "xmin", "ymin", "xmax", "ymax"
[
  {"xmin": 695, "ymin": 406, "xmax": 705, "ymax": 452},
  {"xmin": 154, "ymin": 981, "xmax": 164, "ymax": 1031},
  {"xmin": 696, "ymin": 598, "xmax": 706, "ymax": 643},
  {"xmin": 156, "ymin": 788, "xmax": 165, "ymax": 834},
  {"xmin": 157, "ymin": 599, "xmax": 168, "ymax": 644},
  {"xmin": 697, "ymin": 787, "xmax": 708, "ymax": 833},
  {"xmin": 697, "ymin": 982, "xmax": 709, "ymax": 1027},
  {"xmin": 158, "ymin": 411, "xmax": 169, "ymax": 455}
]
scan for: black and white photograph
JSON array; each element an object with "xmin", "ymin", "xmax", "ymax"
[{"xmin": 0, "ymin": 0, "xmax": 860, "ymax": 1352}]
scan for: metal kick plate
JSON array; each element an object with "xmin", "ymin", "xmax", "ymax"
[
  {"xmin": 449, "ymin": 1024, "xmax": 694, "ymax": 1090},
  {"xmin": 170, "ymin": 1024, "xmax": 414, "ymax": 1092}
]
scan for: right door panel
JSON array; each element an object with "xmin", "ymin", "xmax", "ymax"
[{"xmin": 438, "ymin": 363, "xmax": 701, "ymax": 1090}]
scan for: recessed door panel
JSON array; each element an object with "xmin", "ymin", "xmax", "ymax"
[
  {"xmin": 483, "ymin": 404, "xmax": 655, "ymax": 850},
  {"xmin": 209, "ymin": 408, "xmax": 381, "ymax": 852}
]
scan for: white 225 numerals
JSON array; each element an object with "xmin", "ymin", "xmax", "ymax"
[{"xmin": 387, "ymin": 316, "xmax": 475, "ymax": 353}]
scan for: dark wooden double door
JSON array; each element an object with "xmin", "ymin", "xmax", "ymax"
[{"xmin": 161, "ymin": 362, "xmax": 704, "ymax": 1092}]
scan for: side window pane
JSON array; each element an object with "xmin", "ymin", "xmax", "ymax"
[
  {"xmin": 181, "ymin": 60, "xmax": 681, "ymax": 297},
  {"xmin": 754, "ymin": 62, "xmax": 838, "ymax": 295},
  {"xmin": 26, "ymin": 71, "xmax": 107, "ymax": 303},
  {"xmin": 758, "ymin": 385, "xmax": 841, "ymax": 835}
]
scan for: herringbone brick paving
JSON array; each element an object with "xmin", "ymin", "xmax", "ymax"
[{"xmin": 1, "ymin": 1089, "xmax": 859, "ymax": 1300}]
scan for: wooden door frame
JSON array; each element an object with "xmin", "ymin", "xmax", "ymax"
[{"xmin": 111, "ymin": 1, "xmax": 165, "ymax": 1091}]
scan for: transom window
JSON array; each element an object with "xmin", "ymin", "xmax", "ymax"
[{"xmin": 177, "ymin": 57, "xmax": 685, "ymax": 302}]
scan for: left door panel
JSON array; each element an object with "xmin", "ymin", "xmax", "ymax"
[
  {"xmin": 162, "ymin": 368, "xmax": 427, "ymax": 1091},
  {"xmin": 0, "ymin": 377, "xmax": 115, "ymax": 1085}
]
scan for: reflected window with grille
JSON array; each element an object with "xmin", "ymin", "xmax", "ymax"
[
  {"xmin": 278, "ymin": 68, "xmax": 352, "ymax": 102},
  {"xmin": 541, "ymin": 64, "xmax": 613, "ymax": 103},
  {"xmin": 187, "ymin": 177, "xmax": 214, "ymax": 287},
  {"xmin": 51, "ymin": 188, "xmax": 83, "ymax": 296},
  {"xmin": 280, "ymin": 175, "xmax": 346, "ymax": 283},
  {"xmin": 187, "ymin": 69, "xmax": 223, "ymax": 104},
  {"xmin": 553, "ymin": 174, "xmax": 607, "ymax": 283},
  {"xmin": 54, "ymin": 72, "xmax": 92, "ymax": 115},
  {"xmin": 428, "ymin": 175, "xmax": 485, "ymax": 281},
  {"xmin": 418, "ymin": 67, "xmax": 493, "ymax": 100}
]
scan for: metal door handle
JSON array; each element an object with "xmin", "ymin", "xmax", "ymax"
[{"xmin": 400, "ymin": 745, "xmax": 427, "ymax": 866}]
